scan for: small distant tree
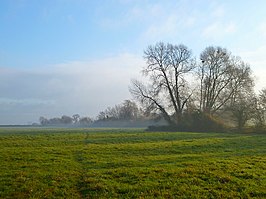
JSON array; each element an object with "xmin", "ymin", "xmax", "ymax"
[
  {"xmin": 259, "ymin": 89, "xmax": 266, "ymax": 110},
  {"xmin": 97, "ymin": 100, "xmax": 142, "ymax": 121},
  {"xmin": 39, "ymin": 116, "xmax": 49, "ymax": 126},
  {"xmin": 106, "ymin": 106, "xmax": 121, "ymax": 120},
  {"xmin": 253, "ymin": 89, "xmax": 266, "ymax": 128},
  {"xmin": 228, "ymin": 89, "xmax": 256, "ymax": 130},
  {"xmin": 79, "ymin": 117, "xmax": 93, "ymax": 126},
  {"xmin": 72, "ymin": 114, "xmax": 80, "ymax": 124},
  {"xmin": 97, "ymin": 106, "xmax": 120, "ymax": 121},
  {"xmin": 97, "ymin": 111, "xmax": 108, "ymax": 121},
  {"xmin": 49, "ymin": 117, "xmax": 61, "ymax": 125},
  {"xmin": 61, "ymin": 115, "xmax": 73, "ymax": 124},
  {"xmin": 119, "ymin": 100, "xmax": 139, "ymax": 120}
]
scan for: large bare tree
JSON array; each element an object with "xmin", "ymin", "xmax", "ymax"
[
  {"xmin": 130, "ymin": 42, "xmax": 195, "ymax": 125},
  {"xmin": 198, "ymin": 46, "xmax": 253, "ymax": 114}
]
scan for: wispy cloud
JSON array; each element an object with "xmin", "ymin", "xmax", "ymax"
[
  {"xmin": 138, "ymin": 2, "xmax": 200, "ymax": 43},
  {"xmin": 202, "ymin": 21, "xmax": 236, "ymax": 39},
  {"xmin": 98, "ymin": 1, "xmax": 199, "ymax": 44}
]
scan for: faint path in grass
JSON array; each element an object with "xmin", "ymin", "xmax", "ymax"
[{"xmin": 73, "ymin": 132, "xmax": 91, "ymax": 198}]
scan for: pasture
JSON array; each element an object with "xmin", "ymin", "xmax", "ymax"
[{"xmin": 0, "ymin": 128, "xmax": 265, "ymax": 198}]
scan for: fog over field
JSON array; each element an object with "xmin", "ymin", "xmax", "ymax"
[
  {"xmin": 0, "ymin": 0, "xmax": 266, "ymax": 124},
  {"xmin": 0, "ymin": 54, "xmax": 143, "ymax": 124}
]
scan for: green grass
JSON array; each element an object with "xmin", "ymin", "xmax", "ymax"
[{"xmin": 0, "ymin": 128, "xmax": 265, "ymax": 198}]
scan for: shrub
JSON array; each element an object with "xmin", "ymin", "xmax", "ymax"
[
  {"xmin": 147, "ymin": 111, "xmax": 227, "ymax": 132},
  {"xmin": 182, "ymin": 111, "xmax": 226, "ymax": 132}
]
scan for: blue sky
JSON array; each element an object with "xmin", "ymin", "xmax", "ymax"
[{"xmin": 0, "ymin": 0, "xmax": 266, "ymax": 124}]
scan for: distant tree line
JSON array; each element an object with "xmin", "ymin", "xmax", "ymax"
[
  {"xmin": 39, "ymin": 115, "xmax": 93, "ymax": 126},
  {"xmin": 130, "ymin": 42, "xmax": 266, "ymax": 132},
  {"xmin": 39, "ymin": 100, "xmax": 164, "ymax": 127}
]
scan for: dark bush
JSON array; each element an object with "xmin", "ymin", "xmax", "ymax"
[
  {"xmin": 147, "ymin": 111, "xmax": 227, "ymax": 132},
  {"xmin": 180, "ymin": 111, "xmax": 227, "ymax": 132}
]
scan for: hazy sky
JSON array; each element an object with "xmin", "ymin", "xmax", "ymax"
[{"xmin": 0, "ymin": 0, "xmax": 266, "ymax": 124}]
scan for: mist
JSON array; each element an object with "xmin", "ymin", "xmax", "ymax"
[{"xmin": 0, "ymin": 53, "xmax": 144, "ymax": 125}]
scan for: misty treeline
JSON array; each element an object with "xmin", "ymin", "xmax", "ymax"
[
  {"xmin": 39, "ymin": 100, "xmax": 164, "ymax": 127},
  {"xmin": 39, "ymin": 115, "xmax": 92, "ymax": 126},
  {"xmin": 130, "ymin": 42, "xmax": 266, "ymax": 132}
]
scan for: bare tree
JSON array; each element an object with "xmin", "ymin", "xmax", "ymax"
[
  {"xmin": 198, "ymin": 46, "xmax": 253, "ymax": 114},
  {"xmin": 253, "ymin": 88, "xmax": 266, "ymax": 128},
  {"xmin": 72, "ymin": 114, "xmax": 80, "ymax": 124},
  {"xmin": 39, "ymin": 116, "xmax": 49, "ymax": 126},
  {"xmin": 259, "ymin": 89, "xmax": 266, "ymax": 109},
  {"xmin": 97, "ymin": 111, "xmax": 108, "ymax": 121},
  {"xmin": 61, "ymin": 115, "xmax": 73, "ymax": 124},
  {"xmin": 130, "ymin": 42, "xmax": 195, "ymax": 125},
  {"xmin": 79, "ymin": 117, "xmax": 93, "ymax": 126},
  {"xmin": 97, "ymin": 100, "xmax": 141, "ymax": 121},
  {"xmin": 119, "ymin": 100, "xmax": 139, "ymax": 120},
  {"xmin": 228, "ymin": 88, "xmax": 256, "ymax": 130}
]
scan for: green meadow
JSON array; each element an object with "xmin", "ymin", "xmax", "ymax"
[{"xmin": 0, "ymin": 128, "xmax": 265, "ymax": 198}]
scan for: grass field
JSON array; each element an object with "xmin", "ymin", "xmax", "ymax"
[{"xmin": 0, "ymin": 128, "xmax": 265, "ymax": 198}]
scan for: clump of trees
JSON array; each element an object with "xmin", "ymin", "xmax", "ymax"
[
  {"xmin": 94, "ymin": 100, "xmax": 165, "ymax": 127},
  {"xmin": 39, "ymin": 115, "xmax": 93, "ymax": 126},
  {"xmin": 97, "ymin": 100, "xmax": 140, "ymax": 121},
  {"xmin": 39, "ymin": 100, "xmax": 164, "ymax": 127},
  {"xmin": 130, "ymin": 42, "xmax": 266, "ymax": 132}
]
